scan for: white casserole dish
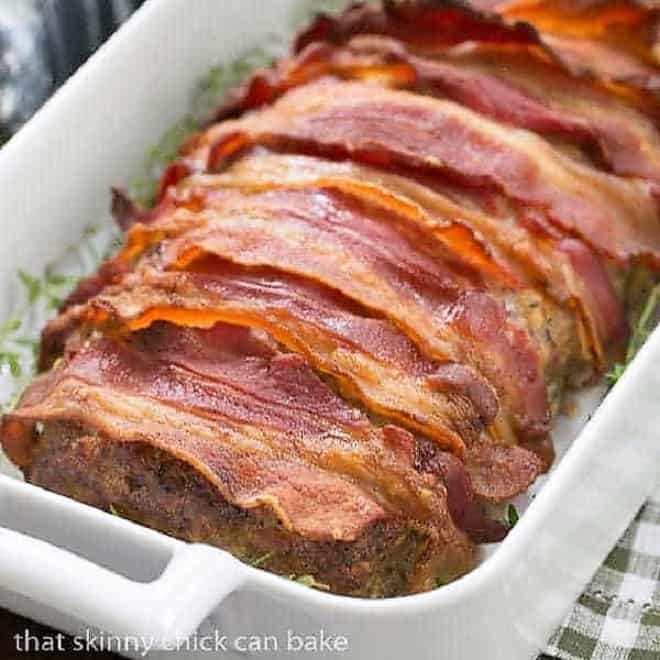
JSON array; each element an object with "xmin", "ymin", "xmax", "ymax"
[{"xmin": 0, "ymin": 1, "xmax": 659, "ymax": 658}]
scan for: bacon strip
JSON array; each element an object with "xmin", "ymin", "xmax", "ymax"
[
  {"xmin": 142, "ymin": 184, "xmax": 550, "ymax": 442},
  {"xmin": 51, "ymin": 261, "xmax": 500, "ymax": 455},
  {"xmin": 541, "ymin": 33, "xmax": 660, "ymax": 92},
  {"xmin": 211, "ymin": 37, "xmax": 660, "ymax": 190},
  {"xmin": 7, "ymin": 377, "xmax": 392, "ymax": 542},
  {"xmin": 77, "ymin": 150, "xmax": 618, "ymax": 372},
  {"xmin": 42, "ymin": 293, "xmax": 543, "ymax": 506},
  {"xmin": 187, "ymin": 80, "xmax": 660, "ymax": 269},
  {"xmin": 297, "ymin": 1, "xmax": 660, "ymax": 92},
  {"xmin": 177, "ymin": 152, "xmax": 622, "ymax": 366},
  {"xmin": 64, "ymin": 326, "xmax": 461, "ymax": 521},
  {"xmin": 294, "ymin": 0, "xmax": 544, "ymax": 55},
  {"xmin": 435, "ymin": 43, "xmax": 660, "ymax": 185},
  {"xmin": 474, "ymin": 0, "xmax": 660, "ymax": 91}
]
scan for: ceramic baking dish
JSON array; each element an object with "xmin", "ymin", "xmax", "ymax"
[{"xmin": 0, "ymin": 1, "xmax": 659, "ymax": 658}]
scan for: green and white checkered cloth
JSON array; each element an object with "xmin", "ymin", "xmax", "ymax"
[{"xmin": 540, "ymin": 490, "xmax": 660, "ymax": 660}]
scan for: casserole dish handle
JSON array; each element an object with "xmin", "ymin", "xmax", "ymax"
[{"xmin": 0, "ymin": 525, "xmax": 246, "ymax": 648}]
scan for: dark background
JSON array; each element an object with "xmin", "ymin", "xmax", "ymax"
[
  {"xmin": 0, "ymin": 609, "xmax": 116, "ymax": 659},
  {"xmin": 0, "ymin": 0, "xmax": 142, "ymax": 138}
]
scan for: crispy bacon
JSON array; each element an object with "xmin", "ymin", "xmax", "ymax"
[
  {"xmin": 464, "ymin": 444, "xmax": 543, "ymax": 503},
  {"xmin": 143, "ymin": 184, "xmax": 550, "ymax": 442},
  {"xmin": 4, "ymin": 376, "xmax": 390, "ymax": 543},
  {"xmin": 42, "ymin": 297, "xmax": 541, "ymax": 508},
  {"xmin": 294, "ymin": 0, "xmax": 544, "ymax": 54},
  {"xmin": 189, "ymin": 80, "xmax": 660, "ymax": 269},
  {"xmin": 435, "ymin": 43, "xmax": 660, "ymax": 183},
  {"xmin": 44, "ymin": 261, "xmax": 493, "ymax": 457},
  {"xmin": 472, "ymin": 0, "xmax": 660, "ymax": 91},
  {"xmin": 177, "ymin": 152, "xmax": 623, "ymax": 366},
  {"xmin": 101, "ymin": 151, "xmax": 621, "ymax": 374},
  {"xmin": 111, "ymin": 187, "xmax": 145, "ymax": 232},
  {"xmin": 540, "ymin": 33, "xmax": 660, "ymax": 92},
  {"xmin": 211, "ymin": 37, "xmax": 660, "ymax": 189},
  {"xmin": 297, "ymin": 1, "xmax": 660, "ymax": 92}
]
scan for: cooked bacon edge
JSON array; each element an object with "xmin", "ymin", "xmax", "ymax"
[
  {"xmin": 210, "ymin": 37, "xmax": 660, "ymax": 192},
  {"xmin": 95, "ymin": 182, "xmax": 554, "ymax": 444},
  {"xmin": 191, "ymin": 80, "xmax": 660, "ymax": 269},
  {"xmin": 469, "ymin": 0, "xmax": 660, "ymax": 91},
  {"xmin": 295, "ymin": 1, "xmax": 660, "ymax": 92}
]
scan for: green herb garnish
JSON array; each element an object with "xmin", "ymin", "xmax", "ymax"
[
  {"xmin": 0, "ymin": 351, "xmax": 22, "ymax": 378},
  {"xmin": 507, "ymin": 504, "xmax": 520, "ymax": 529},
  {"xmin": 128, "ymin": 47, "xmax": 274, "ymax": 208},
  {"xmin": 0, "ymin": 233, "xmax": 111, "ymax": 411},
  {"xmin": 128, "ymin": 115, "xmax": 198, "ymax": 208},
  {"xmin": 18, "ymin": 267, "xmax": 78, "ymax": 309},
  {"xmin": 607, "ymin": 282, "xmax": 660, "ymax": 385},
  {"xmin": 290, "ymin": 574, "xmax": 331, "ymax": 591},
  {"xmin": 291, "ymin": 0, "xmax": 350, "ymax": 26},
  {"xmin": 249, "ymin": 551, "xmax": 274, "ymax": 568},
  {"xmin": 108, "ymin": 504, "xmax": 127, "ymax": 518},
  {"xmin": 192, "ymin": 47, "xmax": 274, "ymax": 122},
  {"xmin": 17, "ymin": 270, "xmax": 42, "ymax": 304},
  {"xmin": 0, "ymin": 312, "xmax": 25, "ymax": 381},
  {"xmin": 0, "ymin": 318, "xmax": 21, "ymax": 336}
]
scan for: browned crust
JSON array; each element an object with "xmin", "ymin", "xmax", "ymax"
[{"xmin": 25, "ymin": 426, "xmax": 473, "ymax": 597}]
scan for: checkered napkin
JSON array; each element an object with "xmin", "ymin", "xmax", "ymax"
[{"xmin": 540, "ymin": 490, "xmax": 660, "ymax": 660}]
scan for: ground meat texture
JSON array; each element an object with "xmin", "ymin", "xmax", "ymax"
[{"xmin": 25, "ymin": 427, "xmax": 471, "ymax": 597}]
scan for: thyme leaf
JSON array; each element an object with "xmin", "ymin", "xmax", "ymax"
[
  {"xmin": 129, "ymin": 47, "xmax": 274, "ymax": 208},
  {"xmin": 18, "ymin": 267, "xmax": 78, "ymax": 309},
  {"xmin": 507, "ymin": 504, "xmax": 520, "ymax": 529},
  {"xmin": 192, "ymin": 47, "xmax": 274, "ymax": 122},
  {"xmin": 128, "ymin": 115, "xmax": 198, "ymax": 207},
  {"xmin": 249, "ymin": 551, "xmax": 274, "ymax": 568},
  {"xmin": 0, "ymin": 265, "xmax": 84, "ymax": 411},
  {"xmin": 607, "ymin": 282, "xmax": 660, "ymax": 385},
  {"xmin": 18, "ymin": 270, "xmax": 42, "ymax": 303},
  {"xmin": 290, "ymin": 574, "xmax": 331, "ymax": 591},
  {"xmin": 0, "ymin": 352, "xmax": 22, "ymax": 377}
]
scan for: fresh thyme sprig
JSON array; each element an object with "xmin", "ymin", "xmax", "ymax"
[
  {"xmin": 290, "ymin": 574, "xmax": 331, "ymax": 591},
  {"xmin": 0, "ymin": 225, "xmax": 118, "ymax": 413},
  {"xmin": 127, "ymin": 0, "xmax": 352, "ymax": 208},
  {"xmin": 192, "ymin": 47, "xmax": 275, "ymax": 122},
  {"xmin": 606, "ymin": 282, "xmax": 660, "ymax": 385},
  {"xmin": 507, "ymin": 504, "xmax": 520, "ymax": 529},
  {"xmin": 18, "ymin": 267, "xmax": 79, "ymax": 309},
  {"xmin": 0, "ymin": 266, "xmax": 77, "ymax": 385},
  {"xmin": 129, "ymin": 47, "xmax": 274, "ymax": 208},
  {"xmin": 249, "ymin": 551, "xmax": 274, "ymax": 568},
  {"xmin": 0, "ymin": 318, "xmax": 23, "ymax": 378},
  {"xmin": 128, "ymin": 115, "xmax": 199, "ymax": 208}
]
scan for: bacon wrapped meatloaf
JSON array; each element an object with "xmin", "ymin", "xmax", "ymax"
[{"xmin": 3, "ymin": 0, "xmax": 660, "ymax": 597}]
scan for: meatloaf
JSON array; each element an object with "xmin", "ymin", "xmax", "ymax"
[{"xmin": 3, "ymin": 0, "xmax": 660, "ymax": 596}]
